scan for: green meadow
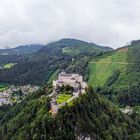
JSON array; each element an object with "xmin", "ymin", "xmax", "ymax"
[
  {"xmin": 56, "ymin": 94, "xmax": 72, "ymax": 104},
  {"xmin": 88, "ymin": 51, "xmax": 128, "ymax": 87},
  {"xmin": 3, "ymin": 63, "xmax": 16, "ymax": 69}
]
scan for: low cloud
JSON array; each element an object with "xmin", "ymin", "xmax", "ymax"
[{"xmin": 0, "ymin": 0, "xmax": 140, "ymax": 48}]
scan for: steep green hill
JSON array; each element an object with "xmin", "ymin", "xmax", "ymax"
[
  {"xmin": 0, "ymin": 40, "xmax": 140, "ymax": 140},
  {"xmin": 87, "ymin": 42, "xmax": 140, "ymax": 106},
  {"xmin": 88, "ymin": 50, "xmax": 127, "ymax": 87},
  {"xmin": 0, "ymin": 55, "xmax": 20, "ymax": 66},
  {"xmin": 0, "ymin": 44, "xmax": 44, "ymax": 56},
  {"xmin": 0, "ymin": 83, "xmax": 9, "ymax": 92},
  {"xmin": 88, "ymin": 43, "xmax": 140, "ymax": 89},
  {"xmin": 0, "ymin": 38, "xmax": 113, "ymax": 85},
  {"xmin": 0, "ymin": 86, "xmax": 140, "ymax": 140}
]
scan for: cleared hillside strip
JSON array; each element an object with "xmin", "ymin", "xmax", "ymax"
[
  {"xmin": 88, "ymin": 50, "xmax": 128, "ymax": 87},
  {"xmin": 91, "ymin": 61, "xmax": 134, "ymax": 65}
]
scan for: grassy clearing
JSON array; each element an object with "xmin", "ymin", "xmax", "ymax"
[
  {"xmin": 3, "ymin": 63, "xmax": 16, "ymax": 69},
  {"xmin": 56, "ymin": 94, "xmax": 72, "ymax": 104},
  {"xmin": 62, "ymin": 47, "xmax": 72, "ymax": 53},
  {"xmin": 47, "ymin": 69, "xmax": 60, "ymax": 84},
  {"xmin": 88, "ymin": 51, "xmax": 128, "ymax": 87},
  {"xmin": 62, "ymin": 45, "xmax": 101, "ymax": 56},
  {"xmin": 0, "ymin": 83, "xmax": 9, "ymax": 92}
]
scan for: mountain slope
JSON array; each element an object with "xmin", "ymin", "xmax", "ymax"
[
  {"xmin": 87, "ymin": 42, "xmax": 140, "ymax": 106},
  {"xmin": 0, "ymin": 44, "xmax": 44, "ymax": 66},
  {"xmin": 0, "ymin": 38, "xmax": 113, "ymax": 85},
  {"xmin": 88, "ymin": 49, "xmax": 128, "ymax": 88},
  {"xmin": 0, "ymin": 86, "xmax": 140, "ymax": 140},
  {"xmin": 0, "ymin": 55, "xmax": 20, "ymax": 66},
  {"xmin": 0, "ymin": 40, "xmax": 140, "ymax": 140},
  {"xmin": 39, "ymin": 38, "xmax": 113, "ymax": 55},
  {"xmin": 0, "ymin": 44, "xmax": 44, "ymax": 56},
  {"xmin": 88, "ymin": 42, "xmax": 140, "ymax": 89}
]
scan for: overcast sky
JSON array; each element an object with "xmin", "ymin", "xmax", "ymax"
[{"xmin": 0, "ymin": 0, "xmax": 140, "ymax": 49}]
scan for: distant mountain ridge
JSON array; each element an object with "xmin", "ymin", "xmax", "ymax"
[
  {"xmin": 0, "ymin": 39, "xmax": 113, "ymax": 56},
  {"xmin": 0, "ymin": 38, "xmax": 113, "ymax": 85},
  {"xmin": 40, "ymin": 38, "xmax": 113, "ymax": 52},
  {"xmin": 131, "ymin": 39, "xmax": 140, "ymax": 45},
  {"xmin": 0, "ymin": 44, "xmax": 44, "ymax": 56}
]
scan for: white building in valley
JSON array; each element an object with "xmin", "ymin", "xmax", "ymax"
[{"xmin": 53, "ymin": 71, "xmax": 87, "ymax": 96}]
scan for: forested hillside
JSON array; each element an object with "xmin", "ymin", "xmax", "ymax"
[
  {"xmin": 87, "ymin": 41, "xmax": 140, "ymax": 106},
  {"xmin": 0, "ymin": 44, "xmax": 44, "ymax": 67},
  {"xmin": 0, "ymin": 44, "xmax": 44, "ymax": 56},
  {"xmin": 0, "ymin": 38, "xmax": 113, "ymax": 85},
  {"xmin": 2, "ymin": 38, "xmax": 140, "ymax": 89},
  {"xmin": 88, "ymin": 41, "xmax": 140, "ymax": 88},
  {"xmin": 0, "ymin": 39, "xmax": 140, "ymax": 107},
  {"xmin": 0, "ymin": 86, "xmax": 140, "ymax": 140},
  {"xmin": 0, "ymin": 55, "xmax": 20, "ymax": 66},
  {"xmin": 0, "ymin": 39, "xmax": 140, "ymax": 140}
]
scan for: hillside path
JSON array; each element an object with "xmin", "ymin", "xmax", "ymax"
[
  {"xmin": 91, "ymin": 61, "xmax": 134, "ymax": 65},
  {"xmin": 51, "ymin": 95, "xmax": 78, "ymax": 115}
]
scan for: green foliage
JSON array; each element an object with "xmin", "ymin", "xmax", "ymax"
[
  {"xmin": 134, "ymin": 106, "xmax": 140, "ymax": 114},
  {"xmin": 62, "ymin": 47, "xmax": 72, "ymax": 53},
  {"xmin": 56, "ymin": 94, "xmax": 72, "ymax": 104},
  {"xmin": 127, "ymin": 44, "xmax": 140, "ymax": 72},
  {"xmin": 0, "ymin": 87, "xmax": 140, "ymax": 140},
  {"xmin": 0, "ymin": 55, "xmax": 20, "ymax": 68},
  {"xmin": 88, "ymin": 51, "xmax": 127, "ymax": 87},
  {"xmin": 86, "ymin": 84, "xmax": 94, "ymax": 94},
  {"xmin": 105, "ymin": 70, "xmax": 120, "ymax": 87},
  {"xmin": 0, "ymin": 83, "xmax": 9, "ymax": 91},
  {"xmin": 0, "ymin": 87, "xmax": 52, "ymax": 140},
  {"xmin": 66, "ymin": 56, "xmax": 90, "ymax": 80},
  {"xmin": 11, "ymin": 90, "xmax": 24, "ymax": 97},
  {"xmin": 56, "ymin": 85, "xmax": 73, "ymax": 95},
  {"xmin": 47, "ymin": 69, "xmax": 60, "ymax": 84},
  {"xmin": 0, "ymin": 44, "xmax": 44, "ymax": 56},
  {"xmin": 0, "ymin": 38, "xmax": 111, "ymax": 85},
  {"xmin": 87, "ymin": 45, "xmax": 138, "ymax": 89},
  {"xmin": 0, "ymin": 39, "xmax": 140, "ymax": 139},
  {"xmin": 117, "ymin": 85, "xmax": 140, "ymax": 106},
  {"xmin": 3, "ymin": 63, "xmax": 16, "ymax": 69}
]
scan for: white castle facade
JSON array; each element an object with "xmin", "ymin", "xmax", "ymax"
[{"xmin": 53, "ymin": 71, "xmax": 87, "ymax": 96}]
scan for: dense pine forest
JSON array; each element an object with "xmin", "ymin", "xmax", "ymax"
[{"xmin": 0, "ymin": 86, "xmax": 140, "ymax": 140}]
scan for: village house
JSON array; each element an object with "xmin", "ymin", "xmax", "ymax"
[
  {"xmin": 0, "ymin": 85, "xmax": 39, "ymax": 106},
  {"xmin": 53, "ymin": 71, "xmax": 87, "ymax": 96}
]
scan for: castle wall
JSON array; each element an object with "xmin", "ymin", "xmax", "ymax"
[{"xmin": 53, "ymin": 72, "xmax": 87, "ymax": 95}]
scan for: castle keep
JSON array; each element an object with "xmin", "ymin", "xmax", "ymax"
[{"xmin": 53, "ymin": 71, "xmax": 87, "ymax": 96}]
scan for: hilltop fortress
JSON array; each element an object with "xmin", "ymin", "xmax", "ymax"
[{"xmin": 53, "ymin": 71, "xmax": 87, "ymax": 96}]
